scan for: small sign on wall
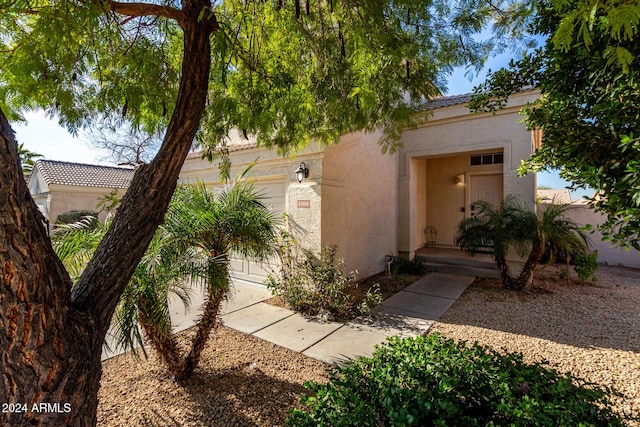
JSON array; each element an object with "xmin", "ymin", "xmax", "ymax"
[{"xmin": 297, "ymin": 199, "xmax": 311, "ymax": 208}]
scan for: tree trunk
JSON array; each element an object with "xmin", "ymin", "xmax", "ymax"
[
  {"xmin": 137, "ymin": 296, "xmax": 184, "ymax": 375},
  {"xmin": 495, "ymin": 256, "xmax": 515, "ymax": 290},
  {"xmin": 512, "ymin": 247, "xmax": 543, "ymax": 291},
  {"xmin": 1, "ymin": 0, "xmax": 216, "ymax": 423},
  {"xmin": 177, "ymin": 265, "xmax": 228, "ymax": 381},
  {"xmin": 1, "ymin": 110, "xmax": 101, "ymax": 425}
]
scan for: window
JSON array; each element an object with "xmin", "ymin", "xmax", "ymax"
[{"xmin": 470, "ymin": 152, "xmax": 503, "ymax": 166}]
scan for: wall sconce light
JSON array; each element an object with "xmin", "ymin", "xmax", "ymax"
[
  {"xmin": 456, "ymin": 174, "xmax": 465, "ymax": 184},
  {"xmin": 295, "ymin": 162, "xmax": 309, "ymax": 183}
]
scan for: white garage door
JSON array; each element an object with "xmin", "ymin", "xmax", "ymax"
[{"xmin": 228, "ymin": 180, "xmax": 286, "ymax": 285}]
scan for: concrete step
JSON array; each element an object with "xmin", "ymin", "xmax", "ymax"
[
  {"xmin": 417, "ymin": 253, "xmax": 495, "ymax": 270},
  {"xmin": 421, "ymin": 261, "xmax": 499, "ymax": 279}
]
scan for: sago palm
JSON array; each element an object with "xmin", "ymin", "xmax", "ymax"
[{"xmin": 455, "ymin": 195, "xmax": 590, "ymax": 290}]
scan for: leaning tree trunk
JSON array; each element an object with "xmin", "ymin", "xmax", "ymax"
[
  {"xmin": 176, "ymin": 264, "xmax": 228, "ymax": 381},
  {"xmin": 495, "ymin": 256, "xmax": 516, "ymax": 290},
  {"xmin": 511, "ymin": 247, "xmax": 544, "ymax": 291},
  {"xmin": 1, "ymin": 0, "xmax": 216, "ymax": 424},
  {"xmin": 137, "ymin": 295, "xmax": 184, "ymax": 374},
  {"xmin": 136, "ymin": 280, "xmax": 227, "ymax": 381},
  {"xmin": 1, "ymin": 111, "xmax": 100, "ymax": 426}
]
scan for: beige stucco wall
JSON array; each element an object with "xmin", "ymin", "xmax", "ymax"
[
  {"xmin": 397, "ymin": 90, "xmax": 539, "ymax": 256},
  {"xmin": 321, "ymin": 131, "xmax": 399, "ymax": 278},
  {"xmin": 48, "ymin": 185, "xmax": 128, "ymax": 228},
  {"xmin": 560, "ymin": 205, "xmax": 640, "ymax": 269},
  {"xmin": 180, "ymin": 142, "xmax": 326, "ymax": 255},
  {"xmin": 180, "ymin": 132, "xmax": 398, "ymax": 281}
]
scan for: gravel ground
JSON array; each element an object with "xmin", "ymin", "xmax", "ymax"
[
  {"xmin": 98, "ymin": 327, "xmax": 329, "ymax": 426},
  {"xmin": 430, "ymin": 265, "xmax": 640, "ymax": 424},
  {"xmin": 98, "ymin": 265, "xmax": 639, "ymax": 426}
]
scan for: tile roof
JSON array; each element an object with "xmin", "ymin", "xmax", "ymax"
[
  {"xmin": 423, "ymin": 93, "xmax": 474, "ymax": 110},
  {"xmin": 34, "ymin": 160, "xmax": 134, "ymax": 188}
]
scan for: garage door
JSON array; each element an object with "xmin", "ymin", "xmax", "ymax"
[{"xmin": 228, "ymin": 180, "xmax": 286, "ymax": 285}]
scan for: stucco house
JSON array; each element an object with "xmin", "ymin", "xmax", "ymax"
[
  {"xmin": 179, "ymin": 89, "xmax": 540, "ymax": 284},
  {"xmin": 28, "ymin": 159, "xmax": 134, "ymax": 230}
]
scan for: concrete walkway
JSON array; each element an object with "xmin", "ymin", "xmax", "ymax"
[
  {"xmin": 222, "ymin": 272, "xmax": 473, "ymax": 365},
  {"xmin": 102, "ymin": 272, "xmax": 473, "ymax": 364}
]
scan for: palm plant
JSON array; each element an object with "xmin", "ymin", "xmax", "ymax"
[
  {"xmin": 158, "ymin": 178, "xmax": 278, "ymax": 379},
  {"xmin": 17, "ymin": 142, "xmax": 43, "ymax": 174},
  {"xmin": 52, "ymin": 176, "xmax": 277, "ymax": 380},
  {"xmin": 455, "ymin": 195, "xmax": 591, "ymax": 290},
  {"xmin": 52, "ymin": 215, "xmax": 193, "ymax": 361}
]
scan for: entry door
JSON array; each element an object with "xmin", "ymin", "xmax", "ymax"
[{"xmin": 469, "ymin": 174, "xmax": 503, "ymax": 217}]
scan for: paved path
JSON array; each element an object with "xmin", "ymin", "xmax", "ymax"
[
  {"xmin": 103, "ymin": 272, "xmax": 474, "ymax": 364},
  {"xmin": 223, "ymin": 272, "xmax": 473, "ymax": 365}
]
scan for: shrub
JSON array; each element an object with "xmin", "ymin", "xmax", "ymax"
[
  {"xmin": 288, "ymin": 334, "xmax": 627, "ymax": 427},
  {"xmin": 391, "ymin": 256, "xmax": 427, "ymax": 276},
  {"xmin": 55, "ymin": 209, "xmax": 99, "ymax": 225},
  {"xmin": 266, "ymin": 233, "xmax": 381, "ymax": 321},
  {"xmin": 574, "ymin": 250, "xmax": 599, "ymax": 282}
]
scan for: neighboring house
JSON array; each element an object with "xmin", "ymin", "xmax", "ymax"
[
  {"xmin": 28, "ymin": 160, "xmax": 134, "ymax": 230},
  {"xmin": 179, "ymin": 89, "xmax": 541, "ymax": 285},
  {"xmin": 538, "ymin": 189, "xmax": 572, "ymax": 204}
]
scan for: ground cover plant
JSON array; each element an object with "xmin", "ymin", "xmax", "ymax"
[{"xmin": 288, "ymin": 334, "xmax": 629, "ymax": 426}]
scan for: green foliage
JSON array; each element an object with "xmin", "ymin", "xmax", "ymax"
[
  {"xmin": 96, "ymin": 189, "xmax": 121, "ymax": 214},
  {"xmin": 391, "ymin": 256, "xmax": 427, "ymax": 276},
  {"xmin": 470, "ymin": 0, "xmax": 640, "ymax": 250},
  {"xmin": 55, "ymin": 210, "xmax": 99, "ymax": 225},
  {"xmin": 574, "ymin": 250, "xmax": 599, "ymax": 282},
  {"xmin": 288, "ymin": 334, "xmax": 628, "ymax": 426},
  {"xmin": 455, "ymin": 195, "xmax": 593, "ymax": 290},
  {"xmin": 52, "ymin": 215, "xmax": 110, "ymax": 282},
  {"xmin": 266, "ymin": 233, "xmax": 381, "ymax": 321},
  {"xmin": 1, "ymin": 0, "xmax": 535, "ymax": 155},
  {"xmin": 17, "ymin": 142, "xmax": 43, "ymax": 174},
  {"xmin": 52, "ymin": 177, "xmax": 277, "ymax": 363}
]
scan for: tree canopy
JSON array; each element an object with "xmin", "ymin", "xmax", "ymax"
[
  {"xmin": 470, "ymin": 0, "xmax": 640, "ymax": 249},
  {"xmin": 1, "ymin": 0, "xmax": 533, "ymax": 154}
]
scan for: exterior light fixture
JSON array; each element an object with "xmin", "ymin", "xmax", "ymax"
[
  {"xmin": 456, "ymin": 174, "xmax": 465, "ymax": 184},
  {"xmin": 295, "ymin": 162, "xmax": 309, "ymax": 183}
]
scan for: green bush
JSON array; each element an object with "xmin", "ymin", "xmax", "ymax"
[
  {"xmin": 288, "ymin": 334, "xmax": 627, "ymax": 427},
  {"xmin": 574, "ymin": 250, "xmax": 599, "ymax": 282},
  {"xmin": 391, "ymin": 256, "xmax": 427, "ymax": 276},
  {"xmin": 55, "ymin": 210, "xmax": 99, "ymax": 225},
  {"xmin": 266, "ymin": 234, "xmax": 381, "ymax": 321}
]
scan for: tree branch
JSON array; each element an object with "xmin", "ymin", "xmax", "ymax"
[{"xmin": 109, "ymin": 1, "xmax": 185, "ymax": 27}]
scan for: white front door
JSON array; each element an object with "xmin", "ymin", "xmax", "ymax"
[{"xmin": 468, "ymin": 174, "xmax": 503, "ymax": 217}]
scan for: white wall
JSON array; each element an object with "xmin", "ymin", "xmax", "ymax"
[{"xmin": 563, "ymin": 205, "xmax": 640, "ymax": 269}]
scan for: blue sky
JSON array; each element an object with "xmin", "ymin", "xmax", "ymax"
[{"xmin": 13, "ymin": 48, "xmax": 586, "ymax": 197}]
